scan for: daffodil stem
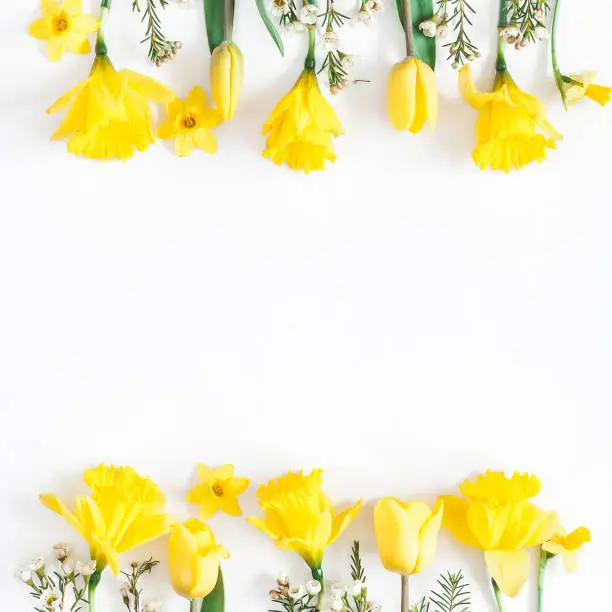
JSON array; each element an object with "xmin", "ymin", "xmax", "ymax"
[
  {"xmin": 95, "ymin": 0, "xmax": 111, "ymax": 56},
  {"xmin": 311, "ymin": 567, "xmax": 324, "ymax": 608},
  {"xmin": 87, "ymin": 570, "xmax": 102, "ymax": 612},
  {"xmin": 496, "ymin": 0, "xmax": 507, "ymax": 72},
  {"xmin": 305, "ymin": 27, "xmax": 316, "ymax": 70},
  {"xmin": 550, "ymin": 0, "xmax": 565, "ymax": 105},
  {"xmin": 401, "ymin": 0, "xmax": 415, "ymax": 58},
  {"xmin": 491, "ymin": 579, "xmax": 505, "ymax": 612},
  {"xmin": 401, "ymin": 574, "xmax": 409, "ymax": 612},
  {"xmin": 537, "ymin": 548, "xmax": 550, "ymax": 612}
]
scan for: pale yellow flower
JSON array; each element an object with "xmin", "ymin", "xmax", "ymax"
[
  {"xmin": 29, "ymin": 0, "xmax": 99, "ymax": 62},
  {"xmin": 543, "ymin": 526, "xmax": 591, "ymax": 572},
  {"xmin": 157, "ymin": 87, "xmax": 222, "ymax": 157},
  {"xmin": 210, "ymin": 42, "xmax": 244, "ymax": 121},
  {"xmin": 186, "ymin": 463, "xmax": 250, "ymax": 520},
  {"xmin": 562, "ymin": 71, "xmax": 612, "ymax": 106}
]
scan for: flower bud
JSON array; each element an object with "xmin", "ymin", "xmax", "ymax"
[
  {"xmin": 535, "ymin": 26, "xmax": 549, "ymax": 40},
  {"xmin": 210, "ymin": 41, "xmax": 244, "ymax": 121},
  {"xmin": 53, "ymin": 544, "xmax": 69, "ymax": 562},
  {"xmin": 418, "ymin": 19, "xmax": 437, "ymax": 37},
  {"xmin": 306, "ymin": 580, "xmax": 322, "ymax": 595}
]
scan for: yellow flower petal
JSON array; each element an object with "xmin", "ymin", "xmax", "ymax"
[
  {"xmin": 46, "ymin": 36, "xmax": 65, "ymax": 62},
  {"xmin": 63, "ymin": 32, "xmax": 90, "ymax": 55},
  {"xmin": 413, "ymin": 501, "xmax": 443, "ymax": 573},
  {"xmin": 196, "ymin": 462, "xmax": 215, "ymax": 483},
  {"xmin": 29, "ymin": 17, "xmax": 52, "ymax": 40},
  {"xmin": 485, "ymin": 550, "xmax": 531, "ymax": 598},
  {"xmin": 214, "ymin": 464, "xmax": 235, "ymax": 480},
  {"xmin": 562, "ymin": 550, "xmax": 579, "ymax": 572},
  {"xmin": 586, "ymin": 83, "xmax": 612, "ymax": 106},
  {"xmin": 328, "ymin": 500, "xmax": 362, "ymax": 546},
  {"xmin": 70, "ymin": 14, "xmax": 99, "ymax": 33},
  {"xmin": 439, "ymin": 495, "xmax": 481, "ymax": 548},
  {"xmin": 193, "ymin": 129, "xmax": 217, "ymax": 153},
  {"xmin": 157, "ymin": 120, "xmax": 179, "ymax": 140},
  {"xmin": 121, "ymin": 69, "xmax": 174, "ymax": 104},
  {"xmin": 61, "ymin": 0, "xmax": 83, "ymax": 15},
  {"xmin": 41, "ymin": 0, "xmax": 61, "ymax": 18},
  {"xmin": 187, "ymin": 86, "xmax": 207, "ymax": 110},
  {"xmin": 388, "ymin": 58, "xmax": 417, "ymax": 131},
  {"xmin": 175, "ymin": 132, "xmax": 195, "ymax": 156}
]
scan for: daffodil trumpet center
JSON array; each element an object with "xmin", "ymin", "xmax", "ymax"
[{"xmin": 52, "ymin": 12, "xmax": 70, "ymax": 34}]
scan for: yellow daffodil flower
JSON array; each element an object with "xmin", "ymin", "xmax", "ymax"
[
  {"xmin": 439, "ymin": 470, "xmax": 558, "ymax": 598},
  {"xmin": 248, "ymin": 469, "xmax": 362, "ymax": 571},
  {"xmin": 47, "ymin": 55, "xmax": 173, "ymax": 160},
  {"xmin": 543, "ymin": 526, "xmax": 591, "ymax": 572},
  {"xmin": 388, "ymin": 57, "xmax": 438, "ymax": 133},
  {"xmin": 186, "ymin": 463, "xmax": 249, "ymax": 520},
  {"xmin": 562, "ymin": 72, "xmax": 612, "ymax": 107},
  {"xmin": 28, "ymin": 0, "xmax": 99, "ymax": 62},
  {"xmin": 458, "ymin": 64, "xmax": 562, "ymax": 173},
  {"xmin": 210, "ymin": 42, "xmax": 244, "ymax": 121},
  {"xmin": 263, "ymin": 69, "xmax": 344, "ymax": 173},
  {"xmin": 40, "ymin": 464, "xmax": 173, "ymax": 575},
  {"xmin": 157, "ymin": 87, "xmax": 222, "ymax": 157},
  {"xmin": 169, "ymin": 519, "xmax": 229, "ymax": 600},
  {"xmin": 374, "ymin": 498, "xmax": 443, "ymax": 575}
]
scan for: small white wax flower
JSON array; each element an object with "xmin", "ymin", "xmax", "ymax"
[
  {"xmin": 293, "ymin": 19, "xmax": 308, "ymax": 32},
  {"xmin": 534, "ymin": 26, "xmax": 549, "ymax": 40},
  {"xmin": 299, "ymin": 4, "xmax": 319, "ymax": 25},
  {"xmin": 29, "ymin": 555, "xmax": 45, "ymax": 572},
  {"xmin": 75, "ymin": 560, "xmax": 97, "ymax": 576},
  {"xmin": 356, "ymin": 8, "xmax": 373, "ymax": 25},
  {"xmin": 321, "ymin": 31, "xmax": 340, "ymax": 52},
  {"xmin": 534, "ymin": 8, "xmax": 545, "ymax": 19},
  {"xmin": 40, "ymin": 588, "xmax": 61, "ymax": 610},
  {"xmin": 435, "ymin": 23, "xmax": 449, "ymax": 40},
  {"xmin": 52, "ymin": 544, "xmax": 69, "ymax": 561},
  {"xmin": 351, "ymin": 581, "xmax": 364, "ymax": 597},
  {"xmin": 501, "ymin": 24, "xmax": 519, "ymax": 41},
  {"xmin": 289, "ymin": 586, "xmax": 305, "ymax": 599},
  {"xmin": 62, "ymin": 559, "xmax": 75, "ymax": 575},
  {"xmin": 15, "ymin": 567, "xmax": 33, "ymax": 583},
  {"xmin": 144, "ymin": 601, "xmax": 162, "ymax": 612},
  {"xmin": 341, "ymin": 54, "xmax": 357, "ymax": 70},
  {"xmin": 419, "ymin": 19, "xmax": 437, "ymax": 37},
  {"xmin": 365, "ymin": 0, "xmax": 383, "ymax": 12},
  {"xmin": 331, "ymin": 583, "xmax": 346, "ymax": 599},
  {"xmin": 271, "ymin": 0, "xmax": 290, "ymax": 15},
  {"xmin": 306, "ymin": 580, "xmax": 322, "ymax": 595},
  {"xmin": 331, "ymin": 600, "xmax": 344, "ymax": 612},
  {"xmin": 277, "ymin": 572, "xmax": 290, "ymax": 586}
]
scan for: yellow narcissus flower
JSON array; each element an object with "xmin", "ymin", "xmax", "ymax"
[
  {"xmin": 169, "ymin": 519, "xmax": 229, "ymax": 600},
  {"xmin": 248, "ymin": 469, "xmax": 362, "ymax": 571},
  {"xmin": 40, "ymin": 464, "xmax": 173, "ymax": 575},
  {"xmin": 374, "ymin": 498, "xmax": 443, "ymax": 575},
  {"xmin": 186, "ymin": 463, "xmax": 250, "ymax": 520},
  {"xmin": 562, "ymin": 72, "xmax": 612, "ymax": 106},
  {"xmin": 459, "ymin": 64, "xmax": 562, "ymax": 173},
  {"xmin": 263, "ymin": 69, "xmax": 344, "ymax": 173},
  {"xmin": 543, "ymin": 526, "xmax": 591, "ymax": 572},
  {"xmin": 439, "ymin": 471, "xmax": 558, "ymax": 598},
  {"xmin": 388, "ymin": 57, "xmax": 438, "ymax": 133},
  {"xmin": 157, "ymin": 87, "xmax": 222, "ymax": 157},
  {"xmin": 28, "ymin": 0, "xmax": 99, "ymax": 62},
  {"xmin": 47, "ymin": 55, "xmax": 173, "ymax": 160},
  {"xmin": 210, "ymin": 42, "xmax": 244, "ymax": 121}
]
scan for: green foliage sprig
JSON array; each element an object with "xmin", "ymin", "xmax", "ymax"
[
  {"xmin": 119, "ymin": 558, "xmax": 160, "ymax": 612},
  {"xmin": 411, "ymin": 570, "xmax": 471, "ymax": 612},
  {"xmin": 437, "ymin": 0, "xmax": 479, "ymax": 67},
  {"xmin": 131, "ymin": 0, "xmax": 181, "ymax": 64}
]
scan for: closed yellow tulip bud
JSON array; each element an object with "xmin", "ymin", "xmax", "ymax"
[
  {"xmin": 169, "ymin": 518, "xmax": 229, "ymax": 599},
  {"xmin": 388, "ymin": 57, "xmax": 438, "ymax": 134},
  {"xmin": 210, "ymin": 41, "xmax": 244, "ymax": 121},
  {"xmin": 374, "ymin": 498, "xmax": 443, "ymax": 575}
]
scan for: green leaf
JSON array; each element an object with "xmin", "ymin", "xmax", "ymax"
[
  {"xmin": 201, "ymin": 568, "xmax": 224, "ymax": 612},
  {"xmin": 204, "ymin": 0, "xmax": 232, "ymax": 53},
  {"xmin": 394, "ymin": 0, "xmax": 436, "ymax": 69},
  {"xmin": 255, "ymin": 0, "xmax": 284, "ymax": 56}
]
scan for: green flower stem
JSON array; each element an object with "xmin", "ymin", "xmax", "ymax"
[
  {"xmin": 492, "ymin": 579, "xmax": 505, "ymax": 612},
  {"xmin": 95, "ymin": 0, "xmax": 112, "ymax": 55},
  {"xmin": 496, "ymin": 0, "xmax": 507, "ymax": 72},
  {"xmin": 401, "ymin": 0, "xmax": 416, "ymax": 58},
  {"xmin": 550, "ymin": 0, "xmax": 566, "ymax": 106},
  {"xmin": 305, "ymin": 27, "xmax": 316, "ymax": 70},
  {"xmin": 87, "ymin": 570, "xmax": 102, "ymax": 612},
  {"xmin": 538, "ymin": 547, "xmax": 550, "ymax": 612},
  {"xmin": 190, "ymin": 598, "xmax": 202, "ymax": 612},
  {"xmin": 401, "ymin": 574, "xmax": 409, "ymax": 612},
  {"xmin": 311, "ymin": 567, "xmax": 324, "ymax": 608}
]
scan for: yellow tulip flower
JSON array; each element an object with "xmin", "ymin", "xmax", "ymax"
[
  {"xmin": 157, "ymin": 87, "xmax": 222, "ymax": 157},
  {"xmin": 169, "ymin": 519, "xmax": 229, "ymax": 600},
  {"xmin": 542, "ymin": 526, "xmax": 591, "ymax": 572},
  {"xmin": 439, "ymin": 471, "xmax": 557, "ymax": 598},
  {"xmin": 48, "ymin": 54, "xmax": 173, "ymax": 160},
  {"xmin": 388, "ymin": 57, "xmax": 438, "ymax": 134},
  {"xmin": 263, "ymin": 69, "xmax": 344, "ymax": 173},
  {"xmin": 210, "ymin": 42, "xmax": 244, "ymax": 121},
  {"xmin": 458, "ymin": 64, "xmax": 562, "ymax": 172},
  {"xmin": 28, "ymin": 0, "xmax": 99, "ymax": 62},
  {"xmin": 186, "ymin": 463, "xmax": 250, "ymax": 520},
  {"xmin": 374, "ymin": 498, "xmax": 443, "ymax": 575},
  {"xmin": 248, "ymin": 469, "xmax": 362, "ymax": 572},
  {"xmin": 562, "ymin": 72, "xmax": 612, "ymax": 107},
  {"xmin": 40, "ymin": 464, "xmax": 174, "ymax": 577}
]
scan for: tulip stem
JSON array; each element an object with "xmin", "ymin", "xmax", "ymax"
[
  {"xmin": 537, "ymin": 547, "xmax": 550, "ymax": 612},
  {"xmin": 401, "ymin": 574, "xmax": 409, "ymax": 612},
  {"xmin": 190, "ymin": 599, "xmax": 202, "ymax": 612},
  {"xmin": 401, "ymin": 0, "xmax": 415, "ymax": 57},
  {"xmin": 87, "ymin": 570, "xmax": 102, "ymax": 612},
  {"xmin": 491, "ymin": 579, "xmax": 504, "ymax": 612}
]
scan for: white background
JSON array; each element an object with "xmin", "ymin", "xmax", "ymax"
[{"xmin": 1, "ymin": 0, "xmax": 610, "ymax": 611}]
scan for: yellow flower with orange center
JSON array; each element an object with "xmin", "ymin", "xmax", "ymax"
[
  {"xmin": 157, "ymin": 87, "xmax": 222, "ymax": 157},
  {"xmin": 29, "ymin": 0, "xmax": 99, "ymax": 62}
]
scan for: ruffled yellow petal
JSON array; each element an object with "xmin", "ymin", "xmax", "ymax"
[
  {"xmin": 485, "ymin": 550, "xmax": 530, "ymax": 598},
  {"xmin": 586, "ymin": 83, "xmax": 612, "ymax": 106}
]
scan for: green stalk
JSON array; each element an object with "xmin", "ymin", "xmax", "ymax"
[
  {"xmin": 305, "ymin": 27, "xmax": 316, "ymax": 70},
  {"xmin": 537, "ymin": 547, "xmax": 550, "ymax": 612},
  {"xmin": 95, "ymin": 0, "xmax": 112, "ymax": 56},
  {"xmin": 311, "ymin": 567, "xmax": 324, "ymax": 608},
  {"xmin": 550, "ymin": 0, "xmax": 566, "ymax": 106},
  {"xmin": 400, "ymin": 574, "xmax": 410, "ymax": 612},
  {"xmin": 87, "ymin": 569, "xmax": 102, "ymax": 612},
  {"xmin": 496, "ymin": 0, "xmax": 507, "ymax": 73},
  {"xmin": 190, "ymin": 599, "xmax": 202, "ymax": 612},
  {"xmin": 401, "ymin": 0, "xmax": 416, "ymax": 57},
  {"xmin": 492, "ymin": 579, "xmax": 505, "ymax": 612}
]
